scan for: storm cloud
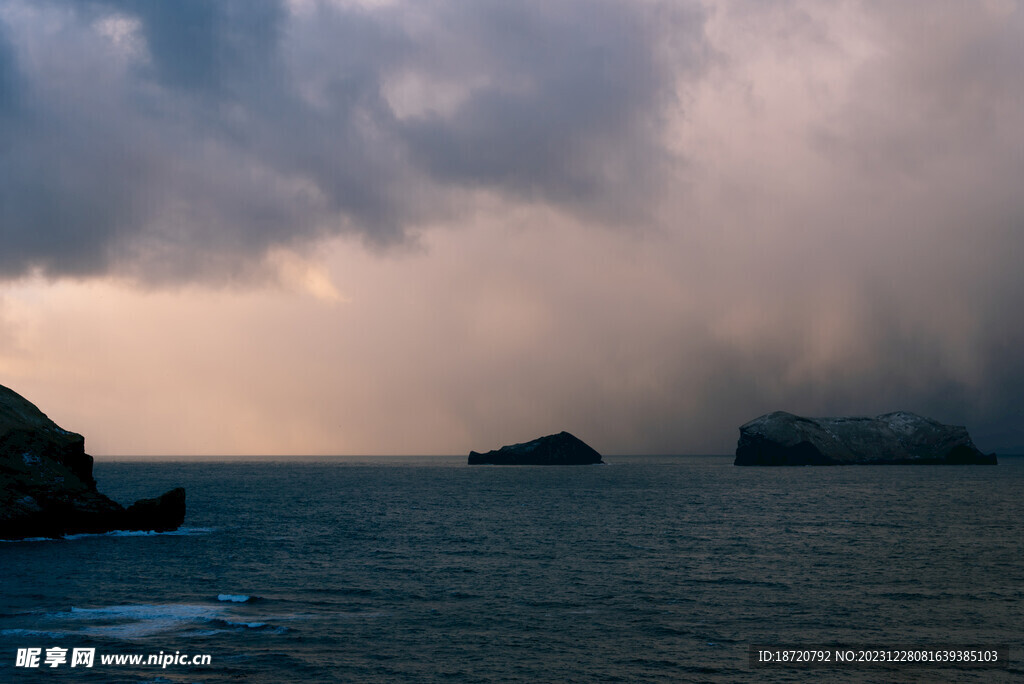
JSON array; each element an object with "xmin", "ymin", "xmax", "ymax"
[
  {"xmin": 0, "ymin": 0, "xmax": 702, "ymax": 281},
  {"xmin": 1, "ymin": 0, "xmax": 1023, "ymax": 455}
]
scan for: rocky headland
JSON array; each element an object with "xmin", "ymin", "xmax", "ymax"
[
  {"xmin": 734, "ymin": 411, "xmax": 997, "ymax": 466},
  {"xmin": 468, "ymin": 431, "xmax": 603, "ymax": 465},
  {"xmin": 0, "ymin": 384, "xmax": 185, "ymax": 539}
]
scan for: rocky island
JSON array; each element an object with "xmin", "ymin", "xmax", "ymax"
[
  {"xmin": 734, "ymin": 411, "xmax": 997, "ymax": 466},
  {"xmin": 468, "ymin": 431, "xmax": 603, "ymax": 465},
  {"xmin": 0, "ymin": 383, "xmax": 185, "ymax": 539}
]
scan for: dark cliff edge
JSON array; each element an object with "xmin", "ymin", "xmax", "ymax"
[
  {"xmin": 734, "ymin": 411, "xmax": 997, "ymax": 466},
  {"xmin": 469, "ymin": 431, "xmax": 603, "ymax": 465},
  {"xmin": 0, "ymin": 384, "xmax": 185, "ymax": 540}
]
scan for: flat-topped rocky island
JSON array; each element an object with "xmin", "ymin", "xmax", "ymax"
[{"xmin": 734, "ymin": 411, "xmax": 997, "ymax": 466}]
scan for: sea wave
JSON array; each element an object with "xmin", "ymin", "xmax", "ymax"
[
  {"xmin": 63, "ymin": 603, "xmax": 226, "ymax": 639},
  {"xmin": 65, "ymin": 527, "xmax": 215, "ymax": 540},
  {"xmin": 1, "ymin": 527, "xmax": 214, "ymax": 543},
  {"xmin": 43, "ymin": 602, "xmax": 282, "ymax": 639}
]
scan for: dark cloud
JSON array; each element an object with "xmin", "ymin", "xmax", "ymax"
[
  {"xmin": 486, "ymin": 0, "xmax": 1024, "ymax": 454},
  {"xmin": 0, "ymin": 0, "xmax": 702, "ymax": 281},
  {"xmin": 95, "ymin": 0, "xmax": 284, "ymax": 95},
  {"xmin": 0, "ymin": 25, "xmax": 17, "ymax": 115},
  {"xmin": 2, "ymin": 0, "xmax": 1023, "ymax": 454},
  {"xmin": 398, "ymin": 1, "xmax": 698, "ymax": 217}
]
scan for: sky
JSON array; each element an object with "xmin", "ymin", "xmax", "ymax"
[{"xmin": 1, "ymin": 0, "xmax": 1023, "ymax": 456}]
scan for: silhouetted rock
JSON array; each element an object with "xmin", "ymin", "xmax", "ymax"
[
  {"xmin": 734, "ymin": 411, "xmax": 997, "ymax": 466},
  {"xmin": 124, "ymin": 487, "xmax": 186, "ymax": 533},
  {"xmin": 0, "ymin": 384, "xmax": 186, "ymax": 539},
  {"xmin": 468, "ymin": 431, "xmax": 603, "ymax": 465}
]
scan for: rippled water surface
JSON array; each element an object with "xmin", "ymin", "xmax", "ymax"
[{"xmin": 2, "ymin": 456, "xmax": 1022, "ymax": 682}]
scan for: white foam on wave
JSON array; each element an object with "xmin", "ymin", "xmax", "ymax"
[
  {"xmin": 232, "ymin": 621, "xmax": 266, "ymax": 628},
  {"xmin": 61, "ymin": 604, "xmax": 227, "ymax": 639},
  {"xmin": 1, "ymin": 527, "xmax": 214, "ymax": 543},
  {"xmin": 66, "ymin": 527, "xmax": 215, "ymax": 540},
  {"xmin": 43, "ymin": 602, "xmax": 286, "ymax": 640}
]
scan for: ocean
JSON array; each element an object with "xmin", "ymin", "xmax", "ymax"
[{"xmin": 1, "ymin": 455, "xmax": 1021, "ymax": 683}]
